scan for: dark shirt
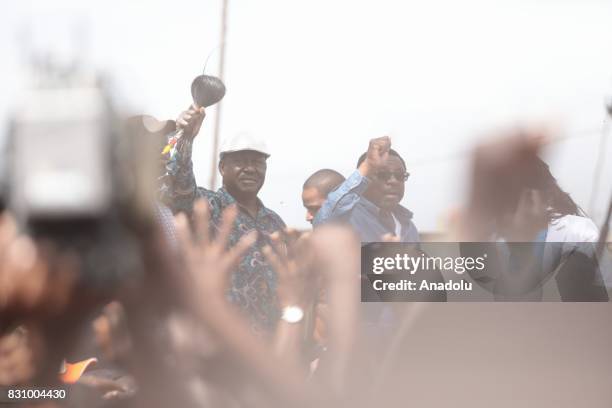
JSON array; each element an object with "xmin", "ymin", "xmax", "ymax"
[{"xmin": 159, "ymin": 136, "xmax": 285, "ymax": 334}]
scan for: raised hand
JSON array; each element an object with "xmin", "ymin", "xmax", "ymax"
[
  {"xmin": 176, "ymin": 103, "xmax": 206, "ymax": 139},
  {"xmin": 174, "ymin": 199, "xmax": 256, "ymax": 307},
  {"xmin": 462, "ymin": 127, "xmax": 548, "ymax": 240},
  {"xmin": 0, "ymin": 213, "xmax": 77, "ymax": 317},
  {"xmin": 0, "ymin": 326, "xmax": 38, "ymax": 385},
  {"xmin": 174, "ymin": 201, "xmax": 312, "ymax": 405},
  {"xmin": 264, "ymin": 229, "xmax": 316, "ymax": 309},
  {"xmin": 359, "ymin": 136, "xmax": 391, "ymax": 177}
]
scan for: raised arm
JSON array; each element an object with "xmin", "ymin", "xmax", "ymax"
[
  {"xmin": 159, "ymin": 104, "xmax": 206, "ymax": 214},
  {"xmin": 312, "ymin": 170, "xmax": 369, "ymax": 226},
  {"xmin": 313, "ymin": 136, "xmax": 391, "ymax": 226}
]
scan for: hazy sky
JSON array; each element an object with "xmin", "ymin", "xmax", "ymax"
[{"xmin": 2, "ymin": 0, "xmax": 611, "ymax": 231}]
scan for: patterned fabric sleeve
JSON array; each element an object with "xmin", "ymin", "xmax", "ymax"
[{"xmin": 158, "ymin": 131, "xmax": 200, "ymax": 214}]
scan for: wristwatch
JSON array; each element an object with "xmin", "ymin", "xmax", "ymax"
[{"xmin": 281, "ymin": 305, "xmax": 304, "ymax": 324}]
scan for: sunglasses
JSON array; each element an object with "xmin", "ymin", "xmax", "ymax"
[{"xmin": 374, "ymin": 170, "xmax": 410, "ymax": 182}]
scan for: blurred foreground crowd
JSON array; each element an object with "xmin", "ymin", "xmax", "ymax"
[{"xmin": 0, "ymin": 100, "xmax": 610, "ymax": 407}]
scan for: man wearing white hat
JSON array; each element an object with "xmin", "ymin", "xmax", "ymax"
[{"xmin": 160, "ymin": 104, "xmax": 286, "ymax": 334}]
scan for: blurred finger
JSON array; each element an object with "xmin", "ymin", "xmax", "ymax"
[
  {"xmin": 269, "ymin": 231, "xmax": 288, "ymax": 261},
  {"xmin": 281, "ymin": 228, "xmax": 301, "ymax": 259},
  {"xmin": 269, "ymin": 231, "xmax": 281, "ymax": 243},
  {"xmin": 262, "ymin": 245, "xmax": 285, "ymax": 276},
  {"xmin": 20, "ymin": 244, "xmax": 54, "ymax": 311},
  {"xmin": 103, "ymin": 390, "xmax": 122, "ymax": 400},
  {"xmin": 174, "ymin": 213, "xmax": 192, "ymax": 251},
  {"xmin": 381, "ymin": 136, "xmax": 391, "ymax": 149},
  {"xmin": 216, "ymin": 206, "xmax": 238, "ymax": 249},
  {"xmin": 4, "ymin": 236, "xmax": 42, "ymax": 308},
  {"xmin": 0, "ymin": 329, "xmax": 23, "ymax": 354},
  {"xmin": 226, "ymin": 231, "xmax": 257, "ymax": 271},
  {"xmin": 381, "ymin": 233, "xmax": 400, "ymax": 242},
  {"xmin": 0, "ymin": 214, "xmax": 18, "ymax": 254},
  {"xmin": 283, "ymin": 228, "xmax": 301, "ymax": 242},
  {"xmin": 7, "ymin": 236, "xmax": 38, "ymax": 272},
  {"xmin": 531, "ymin": 189, "xmax": 544, "ymax": 210},
  {"xmin": 193, "ymin": 199, "xmax": 211, "ymax": 245},
  {"xmin": 515, "ymin": 189, "xmax": 532, "ymax": 216},
  {"xmin": 46, "ymin": 251, "xmax": 79, "ymax": 312}
]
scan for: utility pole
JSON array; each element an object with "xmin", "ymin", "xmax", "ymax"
[{"xmin": 209, "ymin": 0, "xmax": 229, "ymax": 189}]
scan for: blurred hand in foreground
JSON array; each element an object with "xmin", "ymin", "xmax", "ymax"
[
  {"xmin": 461, "ymin": 127, "xmax": 548, "ymax": 240},
  {"xmin": 92, "ymin": 301, "xmax": 132, "ymax": 362},
  {"xmin": 174, "ymin": 199, "xmax": 256, "ymax": 309},
  {"xmin": 265, "ymin": 229, "xmax": 317, "ymax": 309},
  {"xmin": 0, "ymin": 326, "xmax": 42, "ymax": 385},
  {"xmin": 0, "ymin": 213, "xmax": 77, "ymax": 317}
]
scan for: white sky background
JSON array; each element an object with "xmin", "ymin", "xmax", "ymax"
[{"xmin": 1, "ymin": 0, "xmax": 611, "ymax": 231}]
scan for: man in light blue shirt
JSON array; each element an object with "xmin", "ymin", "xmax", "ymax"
[
  {"xmin": 313, "ymin": 136, "xmax": 419, "ymax": 243},
  {"xmin": 313, "ymin": 137, "xmax": 429, "ymax": 350}
]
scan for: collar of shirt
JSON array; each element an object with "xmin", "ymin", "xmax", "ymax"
[
  {"xmin": 359, "ymin": 195, "xmax": 414, "ymax": 227},
  {"xmin": 215, "ymin": 187, "xmax": 279, "ymax": 222}
]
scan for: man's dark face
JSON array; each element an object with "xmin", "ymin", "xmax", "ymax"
[
  {"xmin": 363, "ymin": 155, "xmax": 407, "ymax": 211},
  {"xmin": 220, "ymin": 150, "xmax": 267, "ymax": 198}
]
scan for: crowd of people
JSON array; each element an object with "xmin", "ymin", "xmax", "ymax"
[{"xmin": 0, "ymin": 97, "xmax": 610, "ymax": 407}]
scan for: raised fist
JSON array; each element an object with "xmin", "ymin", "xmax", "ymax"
[{"xmin": 359, "ymin": 136, "xmax": 391, "ymax": 177}]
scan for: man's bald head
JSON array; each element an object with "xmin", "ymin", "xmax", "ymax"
[
  {"xmin": 302, "ymin": 169, "xmax": 345, "ymax": 224},
  {"xmin": 303, "ymin": 169, "xmax": 345, "ymax": 197}
]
